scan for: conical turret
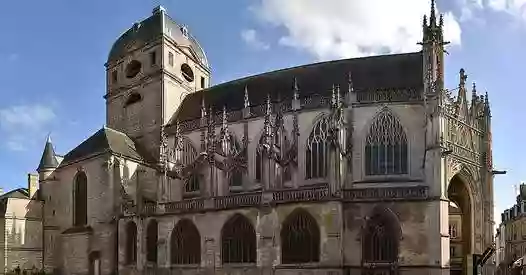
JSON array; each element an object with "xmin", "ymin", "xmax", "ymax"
[{"xmin": 37, "ymin": 135, "xmax": 58, "ymax": 172}]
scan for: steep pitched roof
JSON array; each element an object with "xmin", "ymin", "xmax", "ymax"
[
  {"xmin": 0, "ymin": 188, "xmax": 29, "ymax": 200},
  {"xmin": 59, "ymin": 127, "xmax": 145, "ymax": 167},
  {"xmin": 171, "ymin": 51, "xmax": 424, "ymax": 123},
  {"xmin": 37, "ymin": 137, "xmax": 59, "ymax": 172}
]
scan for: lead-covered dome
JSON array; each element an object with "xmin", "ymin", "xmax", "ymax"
[{"xmin": 107, "ymin": 6, "xmax": 208, "ymax": 68}]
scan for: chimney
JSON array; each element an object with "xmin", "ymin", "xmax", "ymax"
[{"xmin": 28, "ymin": 173, "xmax": 39, "ymax": 199}]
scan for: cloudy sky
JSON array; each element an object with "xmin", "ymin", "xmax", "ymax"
[{"xmin": 0, "ymin": 0, "xmax": 525, "ymax": 223}]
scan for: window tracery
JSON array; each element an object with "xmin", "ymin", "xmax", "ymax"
[
  {"xmin": 365, "ymin": 110, "xmax": 408, "ymax": 175},
  {"xmin": 146, "ymin": 219, "xmax": 158, "ymax": 263},
  {"xmin": 363, "ymin": 213, "xmax": 399, "ymax": 263},
  {"xmin": 281, "ymin": 209, "xmax": 320, "ymax": 264},
  {"xmin": 306, "ymin": 116, "xmax": 330, "ymax": 179},
  {"xmin": 73, "ymin": 172, "xmax": 88, "ymax": 227},
  {"xmin": 174, "ymin": 137, "xmax": 197, "ymax": 167},
  {"xmin": 171, "ymin": 219, "xmax": 201, "ymax": 265},
  {"xmin": 221, "ymin": 214, "xmax": 256, "ymax": 264},
  {"xmin": 184, "ymin": 174, "xmax": 200, "ymax": 193},
  {"xmin": 125, "ymin": 221, "xmax": 137, "ymax": 265}
]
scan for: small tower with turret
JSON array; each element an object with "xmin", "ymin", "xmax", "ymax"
[{"xmin": 36, "ymin": 136, "xmax": 58, "ymax": 182}]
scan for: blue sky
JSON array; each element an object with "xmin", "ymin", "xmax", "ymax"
[{"xmin": 0, "ymin": 0, "xmax": 524, "ymax": 223}]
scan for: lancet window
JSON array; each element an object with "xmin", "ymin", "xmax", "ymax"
[
  {"xmin": 229, "ymin": 169, "xmax": 243, "ymax": 187},
  {"xmin": 73, "ymin": 171, "xmax": 88, "ymax": 227},
  {"xmin": 363, "ymin": 212, "xmax": 399, "ymax": 263},
  {"xmin": 365, "ymin": 110, "xmax": 408, "ymax": 176},
  {"xmin": 217, "ymin": 133, "xmax": 240, "ymax": 157},
  {"xmin": 185, "ymin": 174, "xmax": 200, "ymax": 193},
  {"xmin": 281, "ymin": 209, "xmax": 320, "ymax": 264},
  {"xmin": 125, "ymin": 221, "xmax": 137, "ymax": 265},
  {"xmin": 146, "ymin": 219, "xmax": 158, "ymax": 263},
  {"xmin": 221, "ymin": 214, "xmax": 256, "ymax": 264},
  {"xmin": 174, "ymin": 137, "xmax": 197, "ymax": 167},
  {"xmin": 171, "ymin": 219, "xmax": 201, "ymax": 265},
  {"xmin": 306, "ymin": 116, "xmax": 330, "ymax": 179},
  {"xmin": 255, "ymin": 134, "xmax": 265, "ymax": 183}
]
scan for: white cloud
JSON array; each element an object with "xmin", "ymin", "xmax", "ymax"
[
  {"xmin": 241, "ymin": 29, "xmax": 270, "ymax": 50},
  {"xmin": 252, "ymin": 0, "xmax": 462, "ymax": 60},
  {"xmin": 0, "ymin": 104, "xmax": 56, "ymax": 151}
]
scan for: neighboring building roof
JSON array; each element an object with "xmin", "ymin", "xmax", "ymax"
[
  {"xmin": 59, "ymin": 127, "xmax": 146, "ymax": 167},
  {"xmin": 171, "ymin": 51, "xmax": 423, "ymax": 123},
  {"xmin": 107, "ymin": 6, "xmax": 208, "ymax": 68},
  {"xmin": 0, "ymin": 188, "xmax": 29, "ymax": 200},
  {"xmin": 37, "ymin": 137, "xmax": 59, "ymax": 172}
]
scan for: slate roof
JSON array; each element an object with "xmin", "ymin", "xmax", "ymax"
[
  {"xmin": 0, "ymin": 188, "xmax": 29, "ymax": 200},
  {"xmin": 37, "ymin": 138, "xmax": 59, "ymax": 172},
  {"xmin": 59, "ymin": 127, "xmax": 146, "ymax": 167},
  {"xmin": 107, "ymin": 6, "xmax": 208, "ymax": 67},
  {"xmin": 171, "ymin": 51, "xmax": 424, "ymax": 123}
]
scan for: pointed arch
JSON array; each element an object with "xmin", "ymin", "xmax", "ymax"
[
  {"xmin": 362, "ymin": 206, "xmax": 401, "ymax": 263},
  {"xmin": 255, "ymin": 133, "xmax": 266, "ymax": 183},
  {"xmin": 73, "ymin": 171, "xmax": 88, "ymax": 226},
  {"xmin": 125, "ymin": 221, "xmax": 137, "ymax": 265},
  {"xmin": 177, "ymin": 137, "xmax": 198, "ymax": 167},
  {"xmin": 305, "ymin": 115, "xmax": 331, "ymax": 179},
  {"xmin": 146, "ymin": 219, "xmax": 158, "ymax": 263},
  {"xmin": 217, "ymin": 132, "xmax": 241, "ymax": 157},
  {"xmin": 281, "ymin": 208, "xmax": 320, "ymax": 264},
  {"xmin": 221, "ymin": 213, "xmax": 256, "ymax": 263},
  {"xmin": 365, "ymin": 109, "xmax": 408, "ymax": 175},
  {"xmin": 170, "ymin": 219, "xmax": 201, "ymax": 265}
]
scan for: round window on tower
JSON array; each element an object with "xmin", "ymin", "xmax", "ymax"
[
  {"xmin": 181, "ymin": 63, "xmax": 194, "ymax": 82},
  {"xmin": 125, "ymin": 60, "xmax": 142, "ymax": 78}
]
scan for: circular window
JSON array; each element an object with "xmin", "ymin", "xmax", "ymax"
[
  {"xmin": 181, "ymin": 63, "xmax": 194, "ymax": 82},
  {"xmin": 125, "ymin": 60, "xmax": 142, "ymax": 78}
]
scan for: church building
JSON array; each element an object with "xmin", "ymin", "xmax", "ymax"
[{"xmin": 35, "ymin": 1, "xmax": 496, "ymax": 275}]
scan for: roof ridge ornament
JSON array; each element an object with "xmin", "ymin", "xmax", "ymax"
[{"xmin": 244, "ymin": 85, "xmax": 250, "ymax": 108}]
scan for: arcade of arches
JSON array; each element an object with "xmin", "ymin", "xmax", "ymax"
[{"xmin": 123, "ymin": 207, "xmax": 402, "ymax": 268}]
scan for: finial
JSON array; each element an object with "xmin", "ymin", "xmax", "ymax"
[
  {"xmin": 430, "ymin": 0, "xmax": 437, "ymax": 26},
  {"xmin": 336, "ymin": 85, "xmax": 341, "ymax": 106},
  {"xmin": 266, "ymin": 94, "xmax": 272, "ymax": 116},
  {"xmin": 423, "ymin": 14, "xmax": 428, "ymax": 27},
  {"xmin": 472, "ymin": 82, "xmax": 477, "ymax": 95},
  {"xmin": 459, "ymin": 68, "xmax": 467, "ymax": 88},
  {"xmin": 348, "ymin": 71, "xmax": 354, "ymax": 93},
  {"xmin": 201, "ymin": 96, "xmax": 207, "ymax": 118},
  {"xmin": 46, "ymin": 132, "xmax": 52, "ymax": 144},
  {"xmin": 439, "ymin": 13, "xmax": 444, "ymax": 27},
  {"xmin": 222, "ymin": 105, "xmax": 228, "ymax": 129},
  {"xmin": 293, "ymin": 77, "xmax": 299, "ymax": 101},
  {"xmin": 244, "ymin": 85, "xmax": 250, "ymax": 108},
  {"xmin": 152, "ymin": 5, "xmax": 166, "ymax": 15},
  {"xmin": 331, "ymin": 84, "xmax": 337, "ymax": 107}
]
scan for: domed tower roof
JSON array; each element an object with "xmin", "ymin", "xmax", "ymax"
[{"xmin": 107, "ymin": 5, "xmax": 208, "ymax": 68}]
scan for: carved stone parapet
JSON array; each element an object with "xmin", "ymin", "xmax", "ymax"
[{"xmin": 343, "ymin": 185, "xmax": 429, "ymax": 201}]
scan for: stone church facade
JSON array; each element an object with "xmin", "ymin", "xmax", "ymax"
[{"xmin": 35, "ymin": 1, "xmax": 496, "ymax": 275}]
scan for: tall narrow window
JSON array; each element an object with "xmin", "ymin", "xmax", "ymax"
[
  {"xmin": 221, "ymin": 214, "xmax": 256, "ymax": 263},
  {"xmin": 125, "ymin": 221, "xmax": 137, "ymax": 265},
  {"xmin": 150, "ymin": 51, "xmax": 157, "ymax": 66},
  {"xmin": 365, "ymin": 109, "xmax": 408, "ymax": 175},
  {"xmin": 229, "ymin": 170, "xmax": 243, "ymax": 187},
  {"xmin": 201, "ymin": 77, "xmax": 205, "ymax": 89},
  {"xmin": 171, "ymin": 219, "xmax": 201, "ymax": 265},
  {"xmin": 185, "ymin": 174, "xmax": 200, "ymax": 193},
  {"xmin": 305, "ymin": 116, "xmax": 330, "ymax": 179},
  {"xmin": 281, "ymin": 209, "xmax": 320, "ymax": 263},
  {"xmin": 255, "ymin": 135, "xmax": 265, "ymax": 183},
  {"xmin": 168, "ymin": 52, "xmax": 174, "ymax": 67},
  {"xmin": 146, "ymin": 220, "xmax": 158, "ymax": 263},
  {"xmin": 73, "ymin": 172, "xmax": 88, "ymax": 226}
]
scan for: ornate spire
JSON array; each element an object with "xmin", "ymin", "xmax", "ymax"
[
  {"xmin": 336, "ymin": 85, "xmax": 342, "ymax": 107},
  {"xmin": 244, "ymin": 85, "xmax": 250, "ymax": 108},
  {"xmin": 201, "ymin": 96, "xmax": 207, "ymax": 119},
  {"xmin": 429, "ymin": 0, "xmax": 437, "ymax": 27},
  {"xmin": 222, "ymin": 105, "xmax": 228, "ymax": 132},
  {"xmin": 37, "ymin": 135, "xmax": 58, "ymax": 172},
  {"xmin": 472, "ymin": 82, "xmax": 477, "ymax": 100},
  {"xmin": 264, "ymin": 94, "xmax": 273, "ymax": 147},
  {"xmin": 293, "ymin": 77, "xmax": 299, "ymax": 100},
  {"xmin": 348, "ymin": 72, "xmax": 354, "ymax": 93},
  {"xmin": 459, "ymin": 68, "xmax": 467, "ymax": 89},
  {"xmin": 331, "ymin": 84, "xmax": 337, "ymax": 107}
]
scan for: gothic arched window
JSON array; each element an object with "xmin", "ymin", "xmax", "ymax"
[
  {"xmin": 176, "ymin": 137, "xmax": 197, "ymax": 167},
  {"xmin": 281, "ymin": 209, "xmax": 320, "ymax": 263},
  {"xmin": 171, "ymin": 219, "xmax": 201, "ymax": 265},
  {"xmin": 73, "ymin": 171, "xmax": 88, "ymax": 227},
  {"xmin": 185, "ymin": 174, "xmax": 200, "ymax": 193},
  {"xmin": 306, "ymin": 116, "xmax": 330, "ymax": 179},
  {"xmin": 146, "ymin": 219, "xmax": 158, "ymax": 263},
  {"xmin": 229, "ymin": 169, "xmax": 243, "ymax": 187},
  {"xmin": 365, "ymin": 110, "xmax": 408, "ymax": 175},
  {"xmin": 217, "ymin": 133, "xmax": 240, "ymax": 157},
  {"xmin": 221, "ymin": 214, "xmax": 256, "ymax": 264},
  {"xmin": 255, "ymin": 134, "xmax": 266, "ymax": 183},
  {"xmin": 125, "ymin": 221, "xmax": 137, "ymax": 265},
  {"xmin": 363, "ymin": 212, "xmax": 399, "ymax": 263}
]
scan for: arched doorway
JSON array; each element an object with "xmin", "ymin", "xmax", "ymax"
[{"xmin": 448, "ymin": 175, "xmax": 473, "ymax": 275}]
